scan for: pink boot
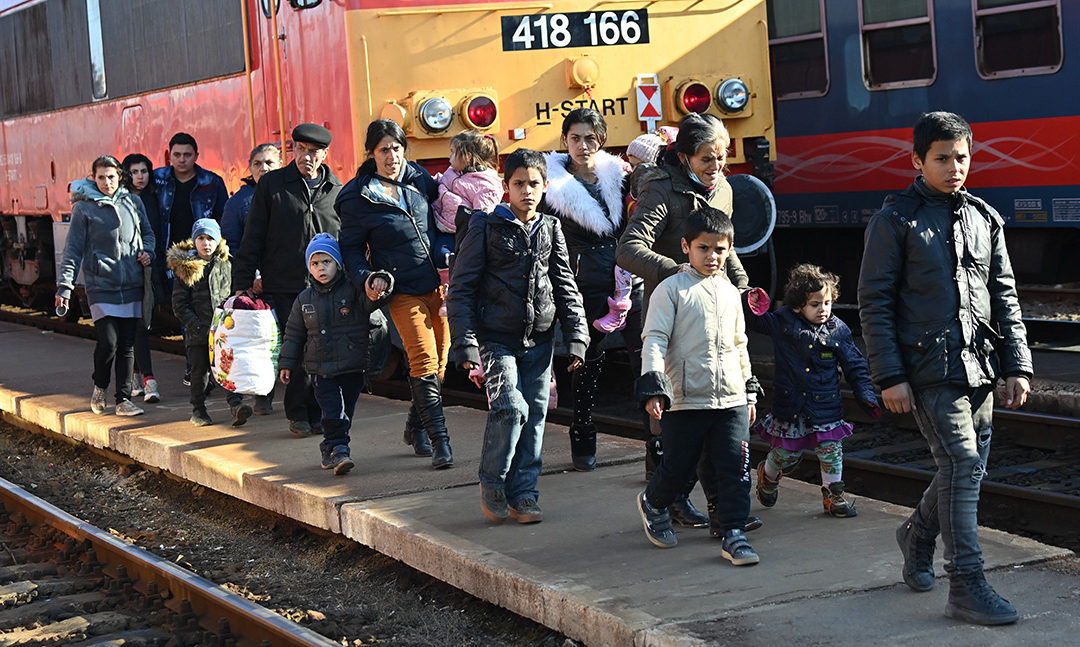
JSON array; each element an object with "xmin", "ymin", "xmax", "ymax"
[{"xmin": 592, "ymin": 296, "xmax": 632, "ymax": 333}]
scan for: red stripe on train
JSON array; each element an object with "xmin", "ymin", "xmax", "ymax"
[{"xmin": 774, "ymin": 115, "xmax": 1080, "ymax": 195}]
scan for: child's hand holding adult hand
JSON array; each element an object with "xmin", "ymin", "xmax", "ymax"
[
  {"xmin": 137, "ymin": 251, "xmax": 152, "ymax": 267},
  {"xmin": 279, "ymin": 369, "xmax": 290, "ymax": 385},
  {"xmin": 1001, "ymin": 376, "xmax": 1030, "ymax": 409},
  {"xmin": 365, "ymin": 275, "xmax": 389, "ymax": 302},
  {"xmin": 646, "ymin": 396, "xmax": 664, "ymax": 421},
  {"xmin": 462, "ymin": 361, "xmax": 485, "ymax": 388},
  {"xmin": 882, "ymin": 382, "xmax": 915, "ymax": 414}
]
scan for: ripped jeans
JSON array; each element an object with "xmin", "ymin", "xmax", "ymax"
[
  {"xmin": 909, "ymin": 385, "xmax": 994, "ymax": 576},
  {"xmin": 477, "ymin": 338, "xmax": 554, "ymax": 506}
]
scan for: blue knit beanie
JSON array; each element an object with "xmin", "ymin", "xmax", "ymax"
[
  {"xmin": 191, "ymin": 218, "xmax": 221, "ymax": 243},
  {"xmin": 306, "ymin": 233, "xmax": 343, "ymax": 269}
]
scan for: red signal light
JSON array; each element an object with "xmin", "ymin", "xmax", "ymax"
[
  {"xmin": 677, "ymin": 82, "xmax": 711, "ymax": 114},
  {"xmin": 464, "ymin": 95, "xmax": 497, "ymax": 129}
]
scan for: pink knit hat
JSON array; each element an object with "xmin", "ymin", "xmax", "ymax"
[{"xmin": 626, "ymin": 133, "xmax": 663, "ymax": 164}]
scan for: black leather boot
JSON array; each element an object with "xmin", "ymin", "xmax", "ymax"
[
  {"xmin": 945, "ymin": 571, "xmax": 1019, "ymax": 625},
  {"xmin": 402, "ymin": 401, "xmax": 433, "ymax": 457},
  {"xmin": 569, "ymin": 354, "xmax": 604, "ymax": 471},
  {"xmin": 408, "ymin": 375, "xmax": 453, "ymax": 469}
]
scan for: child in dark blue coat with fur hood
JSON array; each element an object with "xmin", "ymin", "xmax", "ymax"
[{"xmin": 279, "ymin": 234, "xmax": 392, "ymax": 475}]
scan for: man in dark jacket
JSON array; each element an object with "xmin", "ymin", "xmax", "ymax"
[
  {"xmin": 232, "ymin": 123, "xmax": 343, "ymax": 433},
  {"xmin": 153, "ymin": 132, "xmax": 229, "ymax": 253},
  {"xmin": 858, "ymin": 111, "xmax": 1032, "ymax": 626}
]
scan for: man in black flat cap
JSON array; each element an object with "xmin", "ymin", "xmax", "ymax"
[{"xmin": 233, "ymin": 123, "xmax": 343, "ymax": 434}]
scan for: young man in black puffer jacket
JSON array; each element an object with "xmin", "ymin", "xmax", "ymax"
[
  {"xmin": 859, "ymin": 111, "xmax": 1032, "ymax": 626},
  {"xmin": 278, "ymin": 234, "xmax": 392, "ymax": 476}
]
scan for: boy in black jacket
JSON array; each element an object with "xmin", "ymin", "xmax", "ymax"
[
  {"xmin": 448, "ymin": 149, "xmax": 590, "ymax": 524},
  {"xmin": 279, "ymin": 234, "xmax": 391, "ymax": 475},
  {"xmin": 168, "ymin": 219, "xmax": 252, "ymax": 427},
  {"xmin": 859, "ymin": 112, "xmax": 1032, "ymax": 625}
]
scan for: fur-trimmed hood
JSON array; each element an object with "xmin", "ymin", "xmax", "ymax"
[
  {"xmin": 542, "ymin": 150, "xmax": 628, "ymax": 237},
  {"xmin": 166, "ymin": 239, "xmax": 230, "ymax": 286}
]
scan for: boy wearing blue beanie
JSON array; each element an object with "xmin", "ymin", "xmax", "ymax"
[
  {"xmin": 167, "ymin": 219, "xmax": 252, "ymax": 426},
  {"xmin": 279, "ymin": 234, "xmax": 393, "ymax": 474}
]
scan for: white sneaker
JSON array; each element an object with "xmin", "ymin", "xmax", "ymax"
[
  {"xmin": 131, "ymin": 373, "xmax": 143, "ymax": 396},
  {"xmin": 143, "ymin": 378, "xmax": 160, "ymax": 403},
  {"xmin": 115, "ymin": 400, "xmax": 144, "ymax": 416},
  {"xmin": 90, "ymin": 386, "xmax": 107, "ymax": 414}
]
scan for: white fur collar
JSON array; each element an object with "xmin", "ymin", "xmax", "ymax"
[{"xmin": 543, "ymin": 150, "xmax": 626, "ymax": 237}]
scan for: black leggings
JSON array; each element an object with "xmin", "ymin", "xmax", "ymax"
[
  {"xmin": 93, "ymin": 316, "xmax": 137, "ymax": 404},
  {"xmin": 133, "ymin": 323, "xmax": 154, "ymax": 379}
]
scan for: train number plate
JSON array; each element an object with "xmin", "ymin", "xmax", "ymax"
[{"xmin": 501, "ymin": 9, "xmax": 650, "ymax": 51}]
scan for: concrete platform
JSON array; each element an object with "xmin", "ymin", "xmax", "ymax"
[{"xmin": 0, "ymin": 321, "xmax": 1076, "ymax": 646}]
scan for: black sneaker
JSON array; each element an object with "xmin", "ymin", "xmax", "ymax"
[
  {"xmin": 320, "ymin": 446, "xmax": 335, "ymax": 470},
  {"xmin": 253, "ymin": 396, "xmax": 273, "ymax": 416},
  {"xmin": 231, "ymin": 403, "xmax": 253, "ymax": 427},
  {"xmin": 896, "ymin": 516, "xmax": 936, "ymax": 592},
  {"xmin": 182, "ymin": 372, "xmax": 191, "ymax": 387},
  {"xmin": 946, "ymin": 571, "xmax": 1019, "ymax": 625},
  {"xmin": 509, "ymin": 498, "xmax": 543, "ymax": 524},
  {"xmin": 288, "ymin": 420, "xmax": 312, "ymax": 438},
  {"xmin": 636, "ymin": 491, "xmax": 677, "ymax": 548},
  {"xmin": 669, "ymin": 496, "xmax": 709, "ymax": 528},
  {"xmin": 481, "ymin": 485, "xmax": 509, "ymax": 523},
  {"xmin": 721, "ymin": 529, "xmax": 760, "ymax": 566},
  {"xmin": 329, "ymin": 452, "xmax": 354, "ymax": 476},
  {"xmin": 190, "ymin": 409, "xmax": 212, "ymax": 426}
]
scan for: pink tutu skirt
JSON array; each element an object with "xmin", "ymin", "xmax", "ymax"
[{"xmin": 753, "ymin": 413, "xmax": 853, "ymax": 452}]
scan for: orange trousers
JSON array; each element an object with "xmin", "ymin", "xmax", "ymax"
[{"xmin": 387, "ymin": 289, "xmax": 449, "ymax": 379}]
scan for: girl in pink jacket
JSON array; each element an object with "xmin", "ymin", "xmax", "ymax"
[{"xmin": 433, "ymin": 130, "xmax": 503, "ymax": 234}]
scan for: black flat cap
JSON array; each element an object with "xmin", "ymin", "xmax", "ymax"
[{"xmin": 292, "ymin": 123, "xmax": 332, "ymax": 148}]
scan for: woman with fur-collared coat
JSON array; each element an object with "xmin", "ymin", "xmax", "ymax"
[{"xmin": 540, "ymin": 109, "xmax": 630, "ymax": 472}]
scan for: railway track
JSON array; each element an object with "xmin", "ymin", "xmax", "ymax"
[{"xmin": 0, "ymin": 476, "xmax": 337, "ymax": 647}]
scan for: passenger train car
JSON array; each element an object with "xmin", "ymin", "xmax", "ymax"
[
  {"xmin": 0, "ymin": 0, "xmax": 775, "ymax": 308},
  {"xmin": 767, "ymin": 0, "xmax": 1079, "ymax": 298}
]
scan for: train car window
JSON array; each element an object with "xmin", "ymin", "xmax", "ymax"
[
  {"xmin": 975, "ymin": 0, "xmax": 1063, "ymax": 78},
  {"xmin": 859, "ymin": 0, "xmax": 936, "ymax": 89},
  {"xmin": 767, "ymin": 0, "xmax": 829, "ymax": 99},
  {"xmin": 289, "ymin": 0, "xmax": 322, "ymax": 8},
  {"xmin": 99, "ymin": 0, "xmax": 245, "ymax": 100},
  {"xmin": 86, "ymin": 0, "xmax": 107, "ymax": 99},
  {"xmin": 261, "ymin": 0, "xmax": 281, "ymax": 19},
  {"xmin": 0, "ymin": 0, "xmax": 93, "ymax": 118}
]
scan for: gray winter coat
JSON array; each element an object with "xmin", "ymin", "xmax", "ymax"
[
  {"xmin": 167, "ymin": 239, "xmax": 232, "ymax": 347},
  {"xmin": 57, "ymin": 180, "xmax": 155, "ymax": 305},
  {"xmin": 858, "ymin": 178, "xmax": 1032, "ymax": 390}
]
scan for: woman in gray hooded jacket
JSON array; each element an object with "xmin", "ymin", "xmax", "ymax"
[{"xmin": 56, "ymin": 155, "xmax": 155, "ymax": 416}]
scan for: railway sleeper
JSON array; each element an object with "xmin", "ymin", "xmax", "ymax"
[
  {"xmin": 0, "ymin": 562, "xmax": 57, "ymax": 584},
  {"xmin": 0, "ymin": 578, "xmax": 87, "ymax": 608},
  {"xmin": 0, "ymin": 591, "xmax": 106, "ymax": 629},
  {"xmin": 0, "ymin": 611, "xmax": 133, "ymax": 646}
]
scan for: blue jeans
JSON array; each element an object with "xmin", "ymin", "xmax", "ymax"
[
  {"xmin": 312, "ymin": 372, "xmax": 366, "ymax": 456},
  {"xmin": 477, "ymin": 339, "xmax": 553, "ymax": 506},
  {"xmin": 645, "ymin": 406, "xmax": 752, "ymax": 531},
  {"xmin": 909, "ymin": 385, "xmax": 993, "ymax": 576}
]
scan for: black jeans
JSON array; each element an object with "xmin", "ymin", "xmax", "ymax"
[
  {"xmin": 645, "ymin": 407, "xmax": 752, "ymax": 531},
  {"xmin": 266, "ymin": 292, "xmax": 320, "ymax": 423},
  {"xmin": 188, "ymin": 342, "xmax": 241, "ymax": 411},
  {"xmin": 312, "ymin": 372, "xmax": 365, "ymax": 456},
  {"xmin": 92, "ymin": 316, "xmax": 137, "ymax": 404}
]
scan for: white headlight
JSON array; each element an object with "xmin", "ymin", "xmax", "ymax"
[
  {"xmin": 716, "ymin": 78, "xmax": 749, "ymax": 113},
  {"xmin": 419, "ymin": 97, "xmax": 453, "ymax": 132}
]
